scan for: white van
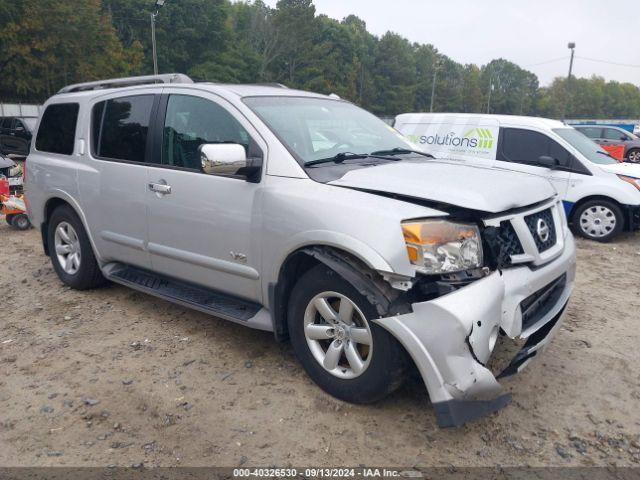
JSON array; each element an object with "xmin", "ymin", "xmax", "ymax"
[{"xmin": 395, "ymin": 113, "xmax": 640, "ymax": 242}]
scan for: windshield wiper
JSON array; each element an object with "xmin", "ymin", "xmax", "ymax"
[
  {"xmin": 370, "ymin": 147, "xmax": 435, "ymax": 158},
  {"xmin": 596, "ymin": 150, "xmax": 617, "ymax": 160},
  {"xmin": 305, "ymin": 152, "xmax": 370, "ymax": 166}
]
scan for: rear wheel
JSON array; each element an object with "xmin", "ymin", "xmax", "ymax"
[
  {"xmin": 287, "ymin": 264, "xmax": 406, "ymax": 403},
  {"xmin": 12, "ymin": 213, "xmax": 30, "ymax": 230},
  {"xmin": 626, "ymin": 149, "xmax": 640, "ymax": 163},
  {"xmin": 47, "ymin": 205, "xmax": 106, "ymax": 289},
  {"xmin": 572, "ymin": 199, "xmax": 623, "ymax": 242}
]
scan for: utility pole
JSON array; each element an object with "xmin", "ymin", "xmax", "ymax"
[
  {"xmin": 563, "ymin": 42, "xmax": 576, "ymax": 121},
  {"xmin": 486, "ymin": 81, "xmax": 493, "ymax": 113},
  {"xmin": 150, "ymin": 0, "xmax": 166, "ymax": 75},
  {"xmin": 429, "ymin": 59, "xmax": 440, "ymax": 112}
]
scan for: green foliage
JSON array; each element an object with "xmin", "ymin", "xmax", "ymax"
[{"xmin": 2, "ymin": 0, "xmax": 639, "ymax": 119}]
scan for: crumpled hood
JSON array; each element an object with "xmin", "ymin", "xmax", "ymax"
[
  {"xmin": 599, "ymin": 161, "xmax": 640, "ymax": 178},
  {"xmin": 328, "ymin": 160, "xmax": 556, "ymax": 213}
]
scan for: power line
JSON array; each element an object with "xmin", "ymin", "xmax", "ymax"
[
  {"xmin": 575, "ymin": 56, "xmax": 640, "ymax": 68},
  {"xmin": 524, "ymin": 56, "xmax": 568, "ymax": 67}
]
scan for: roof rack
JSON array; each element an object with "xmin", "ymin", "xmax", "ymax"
[{"xmin": 58, "ymin": 73, "xmax": 193, "ymax": 94}]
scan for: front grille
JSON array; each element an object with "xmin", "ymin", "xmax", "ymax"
[
  {"xmin": 524, "ymin": 208, "xmax": 557, "ymax": 253},
  {"xmin": 485, "ymin": 220, "xmax": 524, "ymax": 269},
  {"xmin": 520, "ymin": 273, "xmax": 566, "ymax": 331}
]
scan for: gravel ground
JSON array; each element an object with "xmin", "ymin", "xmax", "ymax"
[{"xmin": 1, "ymin": 218, "xmax": 639, "ymax": 468}]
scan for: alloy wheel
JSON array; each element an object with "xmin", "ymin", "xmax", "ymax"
[
  {"xmin": 303, "ymin": 291, "xmax": 373, "ymax": 379},
  {"xmin": 54, "ymin": 221, "xmax": 81, "ymax": 274}
]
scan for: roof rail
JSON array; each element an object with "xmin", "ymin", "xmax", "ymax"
[{"xmin": 58, "ymin": 73, "xmax": 193, "ymax": 94}]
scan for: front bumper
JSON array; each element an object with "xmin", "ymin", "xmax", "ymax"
[{"xmin": 374, "ymin": 231, "xmax": 577, "ymax": 427}]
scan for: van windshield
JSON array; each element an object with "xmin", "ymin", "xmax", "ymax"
[
  {"xmin": 553, "ymin": 128, "xmax": 618, "ymax": 165},
  {"xmin": 243, "ymin": 96, "xmax": 413, "ymax": 165}
]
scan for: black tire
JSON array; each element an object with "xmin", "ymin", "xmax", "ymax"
[
  {"xmin": 47, "ymin": 205, "xmax": 106, "ymax": 290},
  {"xmin": 626, "ymin": 148, "xmax": 640, "ymax": 164},
  {"xmin": 5, "ymin": 214, "xmax": 15, "ymax": 226},
  {"xmin": 571, "ymin": 199, "xmax": 624, "ymax": 242},
  {"xmin": 287, "ymin": 264, "xmax": 407, "ymax": 404},
  {"xmin": 12, "ymin": 213, "xmax": 31, "ymax": 230}
]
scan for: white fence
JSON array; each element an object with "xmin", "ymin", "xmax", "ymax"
[{"xmin": 0, "ymin": 103, "xmax": 42, "ymax": 117}]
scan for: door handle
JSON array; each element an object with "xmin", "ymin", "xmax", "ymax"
[{"xmin": 148, "ymin": 182, "xmax": 172, "ymax": 194}]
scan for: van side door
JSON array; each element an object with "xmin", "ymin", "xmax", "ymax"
[
  {"xmin": 144, "ymin": 90, "xmax": 265, "ymax": 302},
  {"xmin": 496, "ymin": 127, "xmax": 575, "ymax": 199}
]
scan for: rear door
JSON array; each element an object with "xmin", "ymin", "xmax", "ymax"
[
  {"xmin": 495, "ymin": 127, "xmax": 573, "ymax": 199},
  {"xmin": 78, "ymin": 91, "xmax": 159, "ymax": 269},
  {"xmin": 144, "ymin": 89, "xmax": 265, "ymax": 302}
]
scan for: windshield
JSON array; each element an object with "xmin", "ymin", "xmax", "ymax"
[
  {"xmin": 553, "ymin": 128, "xmax": 619, "ymax": 165},
  {"xmin": 243, "ymin": 96, "xmax": 413, "ymax": 165}
]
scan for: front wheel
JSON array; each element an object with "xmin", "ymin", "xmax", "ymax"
[
  {"xmin": 626, "ymin": 149, "xmax": 640, "ymax": 163},
  {"xmin": 287, "ymin": 264, "xmax": 407, "ymax": 404},
  {"xmin": 571, "ymin": 199, "xmax": 623, "ymax": 242}
]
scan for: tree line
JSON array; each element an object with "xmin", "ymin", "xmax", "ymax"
[{"xmin": 1, "ymin": 0, "xmax": 639, "ymax": 119}]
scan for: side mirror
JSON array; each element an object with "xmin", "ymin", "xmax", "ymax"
[
  {"xmin": 621, "ymin": 135, "xmax": 628, "ymax": 141},
  {"xmin": 538, "ymin": 155, "xmax": 560, "ymax": 169},
  {"xmin": 198, "ymin": 143, "xmax": 261, "ymax": 182}
]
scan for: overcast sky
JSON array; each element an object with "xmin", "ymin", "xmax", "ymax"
[{"xmin": 263, "ymin": 0, "xmax": 640, "ymax": 86}]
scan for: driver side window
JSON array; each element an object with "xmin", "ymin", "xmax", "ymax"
[
  {"xmin": 498, "ymin": 128, "xmax": 573, "ymax": 168},
  {"xmin": 162, "ymin": 95, "xmax": 251, "ymax": 171}
]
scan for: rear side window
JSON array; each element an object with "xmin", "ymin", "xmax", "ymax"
[
  {"xmin": 93, "ymin": 95, "xmax": 154, "ymax": 162},
  {"xmin": 578, "ymin": 127, "xmax": 602, "ymax": 139},
  {"xmin": 35, "ymin": 103, "xmax": 79, "ymax": 155}
]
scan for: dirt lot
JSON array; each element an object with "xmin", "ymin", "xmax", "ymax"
[{"xmin": 0, "ymin": 218, "xmax": 639, "ymax": 468}]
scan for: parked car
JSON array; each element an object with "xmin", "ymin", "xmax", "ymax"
[
  {"xmin": 394, "ymin": 113, "xmax": 640, "ymax": 242},
  {"xmin": 26, "ymin": 74, "xmax": 576, "ymax": 427},
  {"xmin": 573, "ymin": 125, "xmax": 640, "ymax": 164},
  {"xmin": 0, "ymin": 116, "xmax": 36, "ymax": 157}
]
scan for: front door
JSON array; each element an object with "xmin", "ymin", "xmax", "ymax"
[
  {"xmin": 145, "ymin": 91, "xmax": 264, "ymax": 302},
  {"xmin": 495, "ymin": 127, "xmax": 573, "ymax": 199}
]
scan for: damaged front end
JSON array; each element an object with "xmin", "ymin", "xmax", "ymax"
[{"xmin": 373, "ymin": 198, "xmax": 577, "ymax": 427}]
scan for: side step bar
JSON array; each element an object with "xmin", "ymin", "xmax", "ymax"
[{"xmin": 103, "ymin": 264, "xmax": 272, "ymax": 331}]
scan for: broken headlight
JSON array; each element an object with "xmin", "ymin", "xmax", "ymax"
[{"xmin": 402, "ymin": 220, "xmax": 483, "ymax": 274}]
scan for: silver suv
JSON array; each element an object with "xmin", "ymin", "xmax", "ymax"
[{"xmin": 25, "ymin": 74, "xmax": 577, "ymax": 427}]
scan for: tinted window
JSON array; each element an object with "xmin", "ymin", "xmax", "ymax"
[
  {"xmin": 498, "ymin": 128, "xmax": 573, "ymax": 168},
  {"xmin": 162, "ymin": 95, "xmax": 250, "ymax": 170},
  {"xmin": 603, "ymin": 128, "xmax": 628, "ymax": 141},
  {"xmin": 0, "ymin": 118, "xmax": 10, "ymax": 129},
  {"xmin": 97, "ymin": 95, "xmax": 154, "ymax": 162},
  {"xmin": 35, "ymin": 103, "xmax": 79, "ymax": 155},
  {"xmin": 91, "ymin": 101, "xmax": 105, "ymax": 154},
  {"xmin": 577, "ymin": 127, "xmax": 602, "ymax": 139}
]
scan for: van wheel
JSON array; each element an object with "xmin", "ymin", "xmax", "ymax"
[
  {"xmin": 626, "ymin": 149, "xmax": 640, "ymax": 163},
  {"xmin": 287, "ymin": 264, "xmax": 406, "ymax": 404},
  {"xmin": 47, "ymin": 205, "xmax": 106, "ymax": 290},
  {"xmin": 12, "ymin": 213, "xmax": 31, "ymax": 230},
  {"xmin": 572, "ymin": 199, "xmax": 623, "ymax": 242}
]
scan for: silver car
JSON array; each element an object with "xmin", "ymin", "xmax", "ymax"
[{"xmin": 25, "ymin": 74, "xmax": 576, "ymax": 427}]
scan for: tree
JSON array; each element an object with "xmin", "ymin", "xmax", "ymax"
[{"xmin": 0, "ymin": 0, "xmax": 142, "ymax": 100}]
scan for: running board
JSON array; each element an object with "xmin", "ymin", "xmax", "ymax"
[{"xmin": 103, "ymin": 264, "xmax": 272, "ymax": 331}]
